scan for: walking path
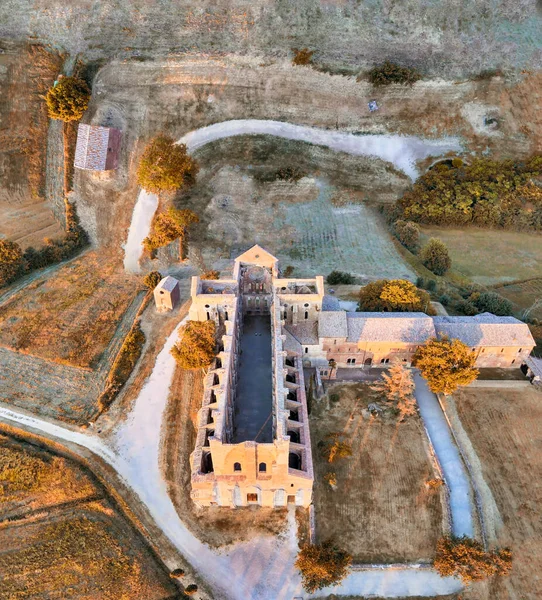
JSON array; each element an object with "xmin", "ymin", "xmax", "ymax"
[
  {"xmin": 414, "ymin": 372, "xmax": 475, "ymax": 538},
  {"xmin": 0, "ymin": 319, "xmax": 463, "ymax": 599},
  {"xmin": 123, "ymin": 120, "xmax": 461, "ymax": 272}
]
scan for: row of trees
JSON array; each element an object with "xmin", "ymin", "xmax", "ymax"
[
  {"xmin": 393, "ymin": 220, "xmax": 452, "ymax": 276},
  {"xmin": 397, "ymin": 156, "xmax": 542, "ymax": 230}
]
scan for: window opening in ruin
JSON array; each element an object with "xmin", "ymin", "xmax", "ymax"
[
  {"xmin": 259, "ymin": 462, "xmax": 267, "ymax": 472},
  {"xmin": 234, "ymin": 462, "xmax": 242, "ymax": 472}
]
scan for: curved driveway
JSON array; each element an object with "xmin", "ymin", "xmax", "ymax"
[
  {"xmin": 123, "ymin": 119, "xmax": 461, "ymax": 272},
  {"xmin": 0, "ymin": 321, "xmax": 463, "ymax": 600}
]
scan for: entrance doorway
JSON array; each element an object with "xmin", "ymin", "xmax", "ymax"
[
  {"xmin": 247, "ymin": 493, "xmax": 258, "ymax": 503},
  {"xmin": 287, "ymin": 495, "xmax": 296, "ymax": 505}
]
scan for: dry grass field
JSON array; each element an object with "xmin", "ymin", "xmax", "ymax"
[
  {"xmin": 0, "ymin": 251, "xmax": 142, "ymax": 368},
  {"xmin": 0, "ymin": 436, "xmax": 177, "ymax": 600},
  {"xmin": 179, "ymin": 136, "xmax": 414, "ymax": 280},
  {"xmin": 494, "ymin": 278, "xmax": 542, "ymax": 320},
  {"xmin": 454, "ymin": 386, "xmax": 542, "ymax": 600},
  {"xmin": 419, "ymin": 227, "xmax": 542, "ymax": 286},
  {"xmin": 310, "ymin": 383, "xmax": 443, "ymax": 564},
  {"xmin": 0, "ymin": 44, "xmax": 65, "ymax": 249}
]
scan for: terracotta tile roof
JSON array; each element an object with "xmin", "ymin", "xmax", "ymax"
[
  {"xmin": 433, "ymin": 313, "xmax": 535, "ymax": 348},
  {"xmin": 157, "ymin": 276, "xmax": 179, "ymax": 293},
  {"xmin": 74, "ymin": 124, "xmax": 120, "ymax": 170},
  {"xmin": 346, "ymin": 312, "xmax": 436, "ymax": 343},
  {"xmin": 285, "ymin": 321, "xmax": 320, "ymax": 345},
  {"xmin": 319, "ymin": 311, "xmax": 347, "ymax": 338}
]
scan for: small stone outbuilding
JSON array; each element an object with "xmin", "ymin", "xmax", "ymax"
[
  {"xmin": 154, "ymin": 276, "xmax": 180, "ymax": 312},
  {"xmin": 74, "ymin": 124, "xmax": 122, "ymax": 171}
]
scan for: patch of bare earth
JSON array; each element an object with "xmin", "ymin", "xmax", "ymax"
[
  {"xmin": 0, "ymin": 250, "xmax": 141, "ymax": 369},
  {"xmin": 0, "ymin": 435, "xmax": 177, "ymax": 600},
  {"xmin": 0, "ymin": 44, "xmax": 65, "ymax": 249},
  {"xmin": 162, "ymin": 361, "xmax": 288, "ymax": 547},
  {"xmin": 453, "ymin": 387, "xmax": 542, "ymax": 600},
  {"xmin": 310, "ymin": 383, "xmax": 443, "ymax": 563}
]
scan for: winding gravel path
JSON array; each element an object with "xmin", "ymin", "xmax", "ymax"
[
  {"xmin": 123, "ymin": 120, "xmax": 461, "ymax": 272},
  {"xmin": 414, "ymin": 372, "xmax": 475, "ymax": 537},
  {"xmin": 0, "ymin": 319, "xmax": 463, "ymax": 599}
]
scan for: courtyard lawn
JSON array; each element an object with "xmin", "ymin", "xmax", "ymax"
[
  {"xmin": 419, "ymin": 227, "xmax": 542, "ymax": 286},
  {"xmin": 310, "ymin": 383, "xmax": 444, "ymax": 564}
]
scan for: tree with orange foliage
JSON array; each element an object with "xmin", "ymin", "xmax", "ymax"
[
  {"xmin": 434, "ymin": 536, "xmax": 512, "ymax": 584},
  {"xmin": 171, "ymin": 320, "xmax": 216, "ymax": 371}
]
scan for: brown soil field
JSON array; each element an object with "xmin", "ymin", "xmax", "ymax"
[
  {"xmin": 494, "ymin": 278, "xmax": 542, "ymax": 320},
  {"xmin": 454, "ymin": 387, "xmax": 542, "ymax": 600},
  {"xmin": 310, "ymin": 383, "xmax": 444, "ymax": 563},
  {"xmin": 162, "ymin": 359, "xmax": 288, "ymax": 547},
  {"xmin": 0, "ymin": 436, "xmax": 177, "ymax": 600},
  {"xmin": 0, "ymin": 44, "xmax": 65, "ymax": 249},
  {"xmin": 0, "ymin": 434, "xmax": 96, "ymax": 518},
  {"xmin": 0, "ymin": 251, "xmax": 142, "ymax": 368}
]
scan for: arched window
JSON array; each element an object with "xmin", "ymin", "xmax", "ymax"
[
  {"xmin": 259, "ymin": 462, "xmax": 267, "ymax": 473},
  {"xmin": 304, "ymin": 311, "xmax": 308, "ymax": 320},
  {"xmin": 225, "ymin": 311, "xmax": 229, "ymax": 321},
  {"xmin": 234, "ymin": 462, "xmax": 242, "ymax": 472}
]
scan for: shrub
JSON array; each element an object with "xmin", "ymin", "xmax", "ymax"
[
  {"xmin": 201, "ymin": 270, "xmax": 220, "ymax": 280},
  {"xmin": 394, "ymin": 219, "xmax": 420, "ymax": 250},
  {"xmin": 137, "ymin": 135, "xmax": 199, "ymax": 195},
  {"xmin": 473, "ymin": 291, "xmax": 513, "ymax": 316},
  {"xmin": 45, "ymin": 76, "xmax": 91, "ymax": 121},
  {"xmin": 184, "ymin": 583, "xmax": 198, "ymax": 595},
  {"xmin": 419, "ymin": 238, "xmax": 451, "ymax": 276},
  {"xmin": 171, "ymin": 320, "xmax": 216, "ymax": 370},
  {"xmin": 327, "ymin": 270, "xmax": 355, "ymax": 285},
  {"xmin": 434, "ymin": 536, "xmax": 512, "ymax": 584},
  {"xmin": 143, "ymin": 271, "xmax": 162, "ymax": 290},
  {"xmin": 276, "ymin": 166, "xmax": 306, "ymax": 182},
  {"xmin": 0, "ymin": 239, "xmax": 25, "ymax": 287},
  {"xmin": 295, "ymin": 542, "xmax": 352, "ymax": 593},
  {"xmin": 368, "ymin": 61, "xmax": 421, "ymax": 86},
  {"xmin": 325, "ymin": 472, "xmax": 337, "ymax": 487},
  {"xmin": 320, "ymin": 433, "xmax": 352, "ymax": 463},
  {"xmin": 283, "ymin": 265, "xmax": 295, "ymax": 278},
  {"xmin": 426, "ymin": 279, "xmax": 437, "ymax": 292},
  {"xmin": 455, "ymin": 299, "xmax": 478, "ymax": 316},
  {"xmin": 358, "ymin": 279, "xmax": 433, "ymax": 314},
  {"xmin": 329, "ymin": 393, "xmax": 340, "ymax": 403},
  {"xmin": 413, "ymin": 336, "xmax": 478, "ymax": 395},
  {"xmin": 416, "ymin": 276, "xmax": 425, "ymax": 288},
  {"xmin": 292, "ymin": 48, "xmax": 314, "ymax": 66},
  {"xmin": 439, "ymin": 294, "xmax": 451, "ymax": 306},
  {"xmin": 169, "ymin": 568, "xmax": 185, "ymax": 579}
]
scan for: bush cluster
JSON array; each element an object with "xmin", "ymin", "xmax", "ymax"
[
  {"xmin": 434, "ymin": 536, "xmax": 512, "ymax": 584},
  {"xmin": 295, "ymin": 542, "xmax": 352, "ymax": 593},
  {"xmin": 171, "ymin": 320, "xmax": 216, "ymax": 370},
  {"xmin": 419, "ymin": 238, "xmax": 451, "ymax": 276},
  {"xmin": 143, "ymin": 271, "xmax": 162, "ymax": 290},
  {"xmin": 98, "ymin": 322, "xmax": 146, "ymax": 414},
  {"xmin": 397, "ymin": 156, "xmax": 542, "ymax": 230},
  {"xmin": 327, "ymin": 270, "xmax": 355, "ymax": 285},
  {"xmin": 368, "ymin": 61, "xmax": 421, "ymax": 86},
  {"xmin": 358, "ymin": 279, "xmax": 435, "ymax": 314}
]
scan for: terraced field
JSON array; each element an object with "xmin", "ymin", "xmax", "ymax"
[
  {"xmin": 0, "ymin": 436, "xmax": 177, "ymax": 600},
  {"xmin": 309, "ymin": 383, "xmax": 443, "ymax": 564}
]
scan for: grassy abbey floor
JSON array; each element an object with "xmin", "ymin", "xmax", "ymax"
[{"xmin": 310, "ymin": 383, "xmax": 444, "ymax": 564}]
